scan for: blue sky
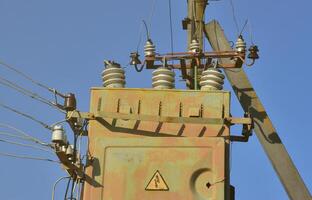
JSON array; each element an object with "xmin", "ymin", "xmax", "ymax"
[{"xmin": 0, "ymin": 0, "xmax": 311, "ymax": 199}]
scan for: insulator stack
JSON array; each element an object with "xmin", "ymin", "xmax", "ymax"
[
  {"xmin": 152, "ymin": 67, "xmax": 175, "ymax": 89},
  {"xmin": 189, "ymin": 39, "xmax": 201, "ymax": 52},
  {"xmin": 200, "ymin": 68, "xmax": 225, "ymax": 90},
  {"xmin": 144, "ymin": 39, "xmax": 156, "ymax": 57},
  {"xmin": 102, "ymin": 60, "xmax": 126, "ymax": 88},
  {"xmin": 235, "ymin": 35, "xmax": 246, "ymax": 53},
  {"xmin": 51, "ymin": 125, "xmax": 67, "ymax": 145}
]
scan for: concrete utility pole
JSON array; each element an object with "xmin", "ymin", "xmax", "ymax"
[
  {"xmin": 187, "ymin": 0, "xmax": 207, "ymax": 50},
  {"xmin": 186, "ymin": 0, "xmax": 207, "ymax": 89}
]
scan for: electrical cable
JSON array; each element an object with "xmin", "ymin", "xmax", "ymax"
[
  {"xmin": 229, "ymin": 0, "xmax": 240, "ymax": 35},
  {"xmin": 64, "ymin": 178, "xmax": 72, "ymax": 200},
  {"xmin": 0, "ymin": 60, "xmax": 51, "ymax": 91},
  {"xmin": 72, "ymin": 180, "xmax": 78, "ymax": 198},
  {"xmin": 239, "ymin": 19, "xmax": 248, "ymax": 36},
  {"xmin": 52, "ymin": 176, "xmax": 71, "ymax": 200},
  {"xmin": 136, "ymin": 0, "xmax": 157, "ymax": 52},
  {"xmin": 229, "ymin": 141, "xmax": 233, "ymax": 175},
  {"xmin": 0, "ymin": 131, "xmax": 41, "ymax": 142},
  {"xmin": 191, "ymin": 0, "xmax": 197, "ymax": 39},
  {"xmin": 142, "ymin": 20, "xmax": 150, "ymax": 40},
  {"xmin": 0, "ymin": 60, "xmax": 67, "ymax": 99},
  {"xmin": 76, "ymin": 179, "xmax": 81, "ymax": 200},
  {"xmin": 168, "ymin": 0, "xmax": 174, "ymax": 56},
  {"xmin": 70, "ymin": 177, "xmax": 76, "ymax": 200},
  {"xmin": 50, "ymin": 119, "xmax": 67, "ymax": 128},
  {"xmin": 0, "ymin": 123, "xmax": 49, "ymax": 146},
  {"xmin": 248, "ymin": 20, "xmax": 254, "ymax": 45},
  {"xmin": 0, "ymin": 152, "xmax": 59, "ymax": 163},
  {"xmin": 0, "ymin": 138, "xmax": 53, "ymax": 153},
  {"xmin": 0, "ymin": 76, "xmax": 65, "ymax": 113},
  {"xmin": 0, "ymin": 102, "xmax": 52, "ymax": 130}
]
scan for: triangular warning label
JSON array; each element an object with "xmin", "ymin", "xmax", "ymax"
[{"xmin": 145, "ymin": 170, "xmax": 169, "ymax": 191}]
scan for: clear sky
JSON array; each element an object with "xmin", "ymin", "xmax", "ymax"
[{"xmin": 0, "ymin": 0, "xmax": 311, "ymax": 199}]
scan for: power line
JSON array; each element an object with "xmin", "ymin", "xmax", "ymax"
[
  {"xmin": 52, "ymin": 176, "xmax": 71, "ymax": 200},
  {"xmin": 64, "ymin": 178, "xmax": 72, "ymax": 200},
  {"xmin": 229, "ymin": 0, "xmax": 240, "ymax": 35},
  {"xmin": 0, "ymin": 152, "xmax": 59, "ymax": 163},
  {"xmin": 248, "ymin": 20, "xmax": 255, "ymax": 44},
  {"xmin": 0, "ymin": 102, "xmax": 52, "ymax": 130},
  {"xmin": 0, "ymin": 123, "xmax": 49, "ymax": 146},
  {"xmin": 136, "ymin": 0, "xmax": 157, "ymax": 52},
  {"xmin": 0, "ymin": 138, "xmax": 53, "ymax": 154},
  {"xmin": 0, "ymin": 60, "xmax": 66, "ymax": 98},
  {"xmin": 0, "ymin": 76, "xmax": 65, "ymax": 113},
  {"xmin": 239, "ymin": 19, "xmax": 248, "ymax": 36},
  {"xmin": 0, "ymin": 60, "xmax": 51, "ymax": 91},
  {"xmin": 168, "ymin": 0, "xmax": 174, "ymax": 57},
  {"xmin": 0, "ymin": 131, "xmax": 50, "ymax": 147}
]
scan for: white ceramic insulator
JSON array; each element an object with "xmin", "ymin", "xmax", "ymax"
[
  {"xmin": 102, "ymin": 65, "xmax": 126, "ymax": 88},
  {"xmin": 189, "ymin": 39, "xmax": 201, "ymax": 53},
  {"xmin": 200, "ymin": 68, "xmax": 225, "ymax": 91},
  {"xmin": 152, "ymin": 67, "xmax": 175, "ymax": 89},
  {"xmin": 236, "ymin": 37, "xmax": 246, "ymax": 53},
  {"xmin": 51, "ymin": 125, "xmax": 67, "ymax": 145},
  {"xmin": 144, "ymin": 40, "xmax": 156, "ymax": 56}
]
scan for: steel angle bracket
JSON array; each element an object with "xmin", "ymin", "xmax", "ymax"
[
  {"xmin": 204, "ymin": 20, "xmax": 311, "ymax": 199},
  {"xmin": 67, "ymin": 110, "xmax": 251, "ymax": 126}
]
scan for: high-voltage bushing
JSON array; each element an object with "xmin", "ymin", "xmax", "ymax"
[
  {"xmin": 152, "ymin": 67, "xmax": 175, "ymax": 89},
  {"xmin": 144, "ymin": 39, "xmax": 156, "ymax": 57},
  {"xmin": 102, "ymin": 60, "xmax": 126, "ymax": 88},
  {"xmin": 200, "ymin": 68, "xmax": 225, "ymax": 90},
  {"xmin": 235, "ymin": 35, "xmax": 246, "ymax": 53},
  {"xmin": 51, "ymin": 125, "xmax": 67, "ymax": 145},
  {"xmin": 189, "ymin": 38, "xmax": 201, "ymax": 53}
]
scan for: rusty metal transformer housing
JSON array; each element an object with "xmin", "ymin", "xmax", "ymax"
[{"xmin": 83, "ymin": 88, "xmax": 231, "ymax": 200}]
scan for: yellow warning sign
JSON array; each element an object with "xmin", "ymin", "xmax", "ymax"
[{"xmin": 145, "ymin": 170, "xmax": 169, "ymax": 191}]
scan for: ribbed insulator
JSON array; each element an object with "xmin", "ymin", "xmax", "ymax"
[
  {"xmin": 152, "ymin": 67, "xmax": 175, "ymax": 89},
  {"xmin": 102, "ymin": 61, "xmax": 125, "ymax": 88},
  {"xmin": 189, "ymin": 39, "xmax": 201, "ymax": 52},
  {"xmin": 200, "ymin": 68, "xmax": 225, "ymax": 90},
  {"xmin": 51, "ymin": 125, "xmax": 67, "ymax": 145},
  {"xmin": 144, "ymin": 39, "xmax": 156, "ymax": 56},
  {"xmin": 235, "ymin": 36, "xmax": 246, "ymax": 53}
]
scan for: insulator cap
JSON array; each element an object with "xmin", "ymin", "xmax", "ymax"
[
  {"xmin": 235, "ymin": 35, "xmax": 246, "ymax": 53},
  {"xmin": 102, "ymin": 60, "xmax": 126, "ymax": 88},
  {"xmin": 51, "ymin": 125, "xmax": 67, "ymax": 145},
  {"xmin": 129, "ymin": 52, "xmax": 142, "ymax": 65},
  {"xmin": 144, "ymin": 39, "xmax": 156, "ymax": 57},
  {"xmin": 66, "ymin": 144, "xmax": 74, "ymax": 157},
  {"xmin": 200, "ymin": 68, "xmax": 225, "ymax": 91},
  {"xmin": 60, "ymin": 145, "xmax": 67, "ymax": 153},
  {"xmin": 189, "ymin": 39, "xmax": 201, "ymax": 53},
  {"xmin": 152, "ymin": 67, "xmax": 175, "ymax": 89}
]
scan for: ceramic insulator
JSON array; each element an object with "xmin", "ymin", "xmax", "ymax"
[
  {"xmin": 144, "ymin": 39, "xmax": 156, "ymax": 56},
  {"xmin": 235, "ymin": 36, "xmax": 246, "ymax": 53},
  {"xmin": 152, "ymin": 67, "xmax": 175, "ymax": 89},
  {"xmin": 189, "ymin": 39, "xmax": 201, "ymax": 53},
  {"xmin": 102, "ymin": 61, "xmax": 126, "ymax": 88},
  {"xmin": 200, "ymin": 68, "xmax": 225, "ymax": 90}
]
